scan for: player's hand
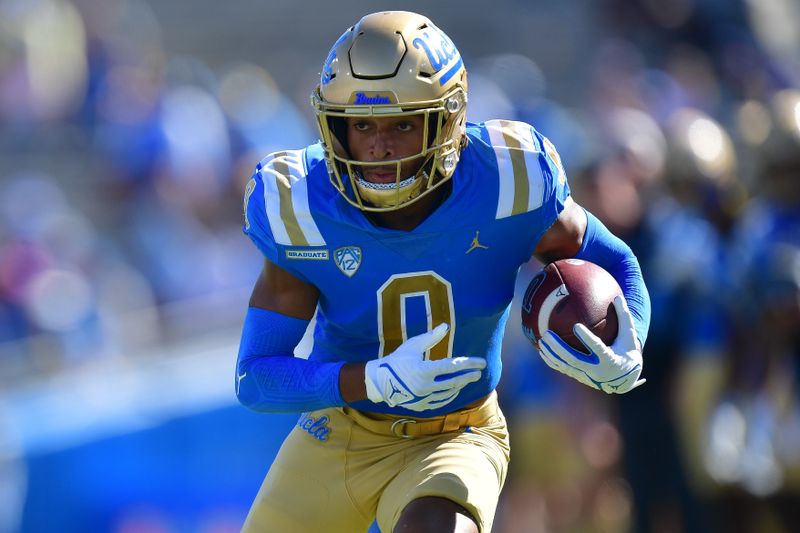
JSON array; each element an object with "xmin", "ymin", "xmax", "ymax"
[
  {"xmin": 537, "ymin": 296, "xmax": 645, "ymax": 394},
  {"xmin": 365, "ymin": 323, "xmax": 486, "ymax": 411}
]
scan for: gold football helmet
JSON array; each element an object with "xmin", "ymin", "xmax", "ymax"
[{"xmin": 311, "ymin": 11, "xmax": 468, "ymax": 211}]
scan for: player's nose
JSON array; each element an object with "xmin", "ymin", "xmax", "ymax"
[{"xmin": 369, "ymin": 129, "xmax": 395, "ymax": 159}]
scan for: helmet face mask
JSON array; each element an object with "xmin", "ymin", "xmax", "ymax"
[{"xmin": 312, "ymin": 11, "xmax": 468, "ymax": 212}]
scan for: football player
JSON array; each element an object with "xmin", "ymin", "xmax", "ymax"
[{"xmin": 236, "ymin": 11, "xmax": 651, "ymax": 533}]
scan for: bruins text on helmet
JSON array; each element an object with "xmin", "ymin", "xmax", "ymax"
[{"xmin": 311, "ymin": 11, "xmax": 468, "ymax": 211}]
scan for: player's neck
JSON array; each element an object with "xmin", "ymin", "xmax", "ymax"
[{"xmin": 368, "ymin": 182, "xmax": 451, "ymax": 232}]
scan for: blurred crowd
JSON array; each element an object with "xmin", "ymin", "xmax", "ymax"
[
  {"xmin": 494, "ymin": 1, "xmax": 800, "ymax": 532},
  {"xmin": 1, "ymin": 0, "xmax": 800, "ymax": 531},
  {"xmin": 0, "ymin": 0, "xmax": 317, "ymax": 381}
]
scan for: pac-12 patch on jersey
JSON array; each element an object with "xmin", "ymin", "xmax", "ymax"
[{"xmin": 334, "ymin": 246, "xmax": 362, "ymax": 277}]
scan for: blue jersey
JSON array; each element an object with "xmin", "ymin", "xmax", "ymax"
[{"xmin": 243, "ymin": 120, "xmax": 570, "ymax": 416}]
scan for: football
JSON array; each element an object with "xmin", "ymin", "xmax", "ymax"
[{"xmin": 521, "ymin": 258, "xmax": 622, "ymax": 352}]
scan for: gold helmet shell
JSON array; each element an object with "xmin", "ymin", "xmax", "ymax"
[{"xmin": 311, "ymin": 11, "xmax": 468, "ymax": 211}]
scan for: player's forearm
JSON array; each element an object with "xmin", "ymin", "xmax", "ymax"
[
  {"xmin": 575, "ymin": 209, "xmax": 651, "ymax": 347},
  {"xmin": 238, "ymin": 356, "xmax": 346, "ymax": 412},
  {"xmin": 235, "ymin": 307, "xmax": 347, "ymax": 413}
]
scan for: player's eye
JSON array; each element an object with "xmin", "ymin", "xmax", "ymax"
[
  {"xmin": 396, "ymin": 121, "xmax": 414, "ymax": 132},
  {"xmin": 352, "ymin": 121, "xmax": 370, "ymax": 132}
]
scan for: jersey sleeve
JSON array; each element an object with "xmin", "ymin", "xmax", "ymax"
[
  {"xmin": 531, "ymin": 127, "xmax": 571, "ymax": 231},
  {"xmin": 243, "ymin": 164, "xmax": 281, "ymax": 263},
  {"xmin": 242, "ymin": 150, "xmax": 327, "ymax": 282},
  {"xmin": 479, "ymin": 120, "xmax": 571, "ymax": 252}
]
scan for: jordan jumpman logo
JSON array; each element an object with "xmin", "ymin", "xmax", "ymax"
[{"xmin": 466, "ymin": 230, "xmax": 489, "ymax": 254}]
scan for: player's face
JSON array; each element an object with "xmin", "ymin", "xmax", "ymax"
[{"xmin": 346, "ymin": 115, "xmax": 426, "ymax": 183}]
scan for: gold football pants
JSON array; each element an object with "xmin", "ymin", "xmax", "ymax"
[{"xmin": 242, "ymin": 392, "xmax": 510, "ymax": 533}]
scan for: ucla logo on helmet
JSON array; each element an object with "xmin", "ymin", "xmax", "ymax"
[
  {"xmin": 334, "ymin": 246, "xmax": 362, "ymax": 277},
  {"xmin": 321, "ymin": 52, "xmax": 336, "ymax": 85},
  {"xmin": 411, "ymin": 25, "xmax": 463, "ymax": 86},
  {"xmin": 321, "ymin": 31, "xmax": 350, "ymax": 85}
]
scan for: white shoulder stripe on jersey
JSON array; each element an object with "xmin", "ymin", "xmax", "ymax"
[
  {"xmin": 259, "ymin": 149, "xmax": 326, "ymax": 247},
  {"xmin": 485, "ymin": 120, "xmax": 546, "ymax": 219},
  {"xmin": 486, "ymin": 122, "xmax": 516, "ymax": 219},
  {"xmin": 260, "ymin": 159, "xmax": 291, "ymax": 245},
  {"xmin": 523, "ymin": 145, "xmax": 545, "ymax": 214},
  {"xmin": 290, "ymin": 162, "xmax": 325, "ymax": 246}
]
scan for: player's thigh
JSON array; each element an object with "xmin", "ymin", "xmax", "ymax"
[
  {"xmin": 242, "ymin": 409, "xmax": 372, "ymax": 533},
  {"xmin": 376, "ymin": 414, "xmax": 510, "ymax": 533}
]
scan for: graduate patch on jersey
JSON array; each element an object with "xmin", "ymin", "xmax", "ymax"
[
  {"xmin": 334, "ymin": 246, "xmax": 362, "ymax": 277},
  {"xmin": 286, "ymin": 249, "xmax": 329, "ymax": 260}
]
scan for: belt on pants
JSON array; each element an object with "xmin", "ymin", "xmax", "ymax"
[{"xmin": 342, "ymin": 391, "xmax": 497, "ymax": 439}]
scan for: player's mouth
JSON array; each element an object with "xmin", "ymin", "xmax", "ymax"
[{"xmin": 362, "ymin": 168, "xmax": 398, "ymax": 184}]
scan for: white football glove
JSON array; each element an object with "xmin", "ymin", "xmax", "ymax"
[
  {"xmin": 538, "ymin": 296, "xmax": 645, "ymax": 394},
  {"xmin": 365, "ymin": 323, "xmax": 486, "ymax": 411}
]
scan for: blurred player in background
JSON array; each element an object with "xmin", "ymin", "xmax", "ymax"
[
  {"xmin": 235, "ymin": 11, "xmax": 651, "ymax": 532},
  {"xmin": 579, "ymin": 107, "xmax": 738, "ymax": 532},
  {"xmin": 704, "ymin": 88, "xmax": 800, "ymax": 532}
]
